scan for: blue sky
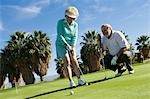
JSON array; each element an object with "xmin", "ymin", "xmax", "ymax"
[{"xmin": 0, "ymin": 0, "xmax": 150, "ymax": 76}]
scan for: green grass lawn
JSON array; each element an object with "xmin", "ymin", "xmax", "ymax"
[{"xmin": 0, "ymin": 62, "xmax": 150, "ymax": 99}]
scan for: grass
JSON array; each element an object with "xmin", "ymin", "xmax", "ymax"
[{"xmin": 0, "ymin": 62, "xmax": 150, "ymax": 99}]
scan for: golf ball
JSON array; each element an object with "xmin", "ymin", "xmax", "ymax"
[{"xmin": 70, "ymin": 91, "xmax": 74, "ymax": 95}]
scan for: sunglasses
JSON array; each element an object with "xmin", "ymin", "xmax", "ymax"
[{"xmin": 66, "ymin": 16, "xmax": 76, "ymax": 20}]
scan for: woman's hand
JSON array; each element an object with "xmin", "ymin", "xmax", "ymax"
[{"xmin": 70, "ymin": 46, "xmax": 76, "ymax": 55}]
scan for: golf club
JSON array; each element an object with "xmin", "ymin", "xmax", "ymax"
[
  {"xmin": 14, "ymin": 77, "xmax": 18, "ymax": 94},
  {"xmin": 97, "ymin": 34, "xmax": 107, "ymax": 80},
  {"xmin": 101, "ymin": 57, "xmax": 107, "ymax": 79},
  {"xmin": 60, "ymin": 35, "xmax": 89, "ymax": 85}
]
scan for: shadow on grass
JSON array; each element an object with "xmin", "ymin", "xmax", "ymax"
[{"xmin": 25, "ymin": 74, "xmax": 128, "ymax": 99}]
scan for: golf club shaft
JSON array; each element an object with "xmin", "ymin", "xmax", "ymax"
[
  {"xmin": 97, "ymin": 34, "xmax": 107, "ymax": 79},
  {"xmin": 14, "ymin": 79, "xmax": 18, "ymax": 94},
  {"xmin": 101, "ymin": 57, "xmax": 107, "ymax": 79},
  {"xmin": 77, "ymin": 64, "xmax": 87, "ymax": 83},
  {"xmin": 60, "ymin": 35, "xmax": 72, "ymax": 51},
  {"xmin": 60, "ymin": 35, "xmax": 88, "ymax": 83}
]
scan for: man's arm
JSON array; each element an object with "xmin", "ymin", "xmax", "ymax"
[
  {"xmin": 116, "ymin": 47, "xmax": 129, "ymax": 58},
  {"xmin": 111, "ymin": 47, "xmax": 129, "ymax": 65}
]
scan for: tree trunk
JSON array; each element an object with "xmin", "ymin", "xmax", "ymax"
[
  {"xmin": 8, "ymin": 68, "xmax": 21, "ymax": 87},
  {"xmin": 59, "ymin": 70, "xmax": 67, "ymax": 78},
  {"xmin": 19, "ymin": 65, "xmax": 35, "ymax": 85},
  {"xmin": 40, "ymin": 76, "xmax": 43, "ymax": 81},
  {"xmin": 88, "ymin": 52, "xmax": 102, "ymax": 73},
  {"xmin": 142, "ymin": 46, "xmax": 150, "ymax": 59},
  {"xmin": 39, "ymin": 59, "xmax": 48, "ymax": 76},
  {"xmin": 31, "ymin": 55, "xmax": 49, "ymax": 81},
  {"xmin": 0, "ymin": 73, "xmax": 5, "ymax": 89}
]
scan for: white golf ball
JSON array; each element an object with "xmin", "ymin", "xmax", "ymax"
[
  {"xmin": 70, "ymin": 90, "xmax": 74, "ymax": 95},
  {"xmin": 86, "ymin": 83, "xmax": 89, "ymax": 85}
]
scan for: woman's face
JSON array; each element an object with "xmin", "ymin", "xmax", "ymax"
[
  {"xmin": 66, "ymin": 16, "xmax": 76, "ymax": 25},
  {"xmin": 101, "ymin": 26, "xmax": 112, "ymax": 37}
]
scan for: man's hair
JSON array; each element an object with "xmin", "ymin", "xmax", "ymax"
[{"xmin": 101, "ymin": 24, "xmax": 112, "ymax": 30}]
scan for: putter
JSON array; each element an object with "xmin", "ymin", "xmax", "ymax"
[
  {"xmin": 14, "ymin": 77, "xmax": 18, "ymax": 94},
  {"xmin": 101, "ymin": 57, "xmax": 107, "ymax": 79},
  {"xmin": 97, "ymin": 34, "xmax": 107, "ymax": 80},
  {"xmin": 60, "ymin": 35, "xmax": 89, "ymax": 85}
]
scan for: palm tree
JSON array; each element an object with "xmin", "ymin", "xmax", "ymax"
[
  {"xmin": 121, "ymin": 31, "xmax": 134, "ymax": 50},
  {"xmin": 0, "ymin": 53, "xmax": 7, "ymax": 89},
  {"xmin": 6, "ymin": 32, "xmax": 35, "ymax": 85},
  {"xmin": 0, "ymin": 31, "xmax": 51, "ymax": 89},
  {"xmin": 76, "ymin": 55, "xmax": 89, "ymax": 74},
  {"xmin": 28, "ymin": 31, "xmax": 51, "ymax": 81},
  {"xmin": 0, "ymin": 32, "xmax": 34, "ymax": 88},
  {"xmin": 1, "ymin": 49, "xmax": 15, "ymax": 88},
  {"xmin": 80, "ymin": 31, "xmax": 102, "ymax": 73},
  {"xmin": 121, "ymin": 31, "xmax": 129, "ymax": 41},
  {"xmin": 135, "ymin": 35, "xmax": 150, "ymax": 58},
  {"xmin": 136, "ymin": 35, "xmax": 150, "ymax": 50},
  {"xmin": 55, "ymin": 58, "xmax": 66, "ymax": 78}
]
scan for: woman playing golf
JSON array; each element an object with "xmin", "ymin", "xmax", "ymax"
[{"xmin": 55, "ymin": 6, "xmax": 85, "ymax": 87}]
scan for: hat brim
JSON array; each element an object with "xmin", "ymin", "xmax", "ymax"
[{"xmin": 66, "ymin": 13, "xmax": 78, "ymax": 19}]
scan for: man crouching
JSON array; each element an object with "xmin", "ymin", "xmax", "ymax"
[{"xmin": 100, "ymin": 24, "xmax": 134, "ymax": 77}]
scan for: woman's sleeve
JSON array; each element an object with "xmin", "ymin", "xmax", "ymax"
[{"xmin": 70, "ymin": 23, "xmax": 78, "ymax": 46}]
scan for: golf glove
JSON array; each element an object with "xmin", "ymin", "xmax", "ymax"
[{"xmin": 111, "ymin": 55, "xmax": 118, "ymax": 65}]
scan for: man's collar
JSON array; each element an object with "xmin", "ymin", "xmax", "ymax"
[{"xmin": 107, "ymin": 30, "xmax": 113, "ymax": 39}]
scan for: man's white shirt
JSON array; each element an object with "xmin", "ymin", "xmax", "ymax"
[{"xmin": 102, "ymin": 30, "xmax": 130, "ymax": 56}]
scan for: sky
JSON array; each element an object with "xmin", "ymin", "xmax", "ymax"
[{"xmin": 0, "ymin": 0, "xmax": 150, "ymax": 77}]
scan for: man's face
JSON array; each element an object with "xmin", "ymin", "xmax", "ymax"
[{"xmin": 101, "ymin": 26, "xmax": 111, "ymax": 37}]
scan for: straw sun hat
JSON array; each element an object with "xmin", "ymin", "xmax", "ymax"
[{"xmin": 65, "ymin": 6, "xmax": 79, "ymax": 19}]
